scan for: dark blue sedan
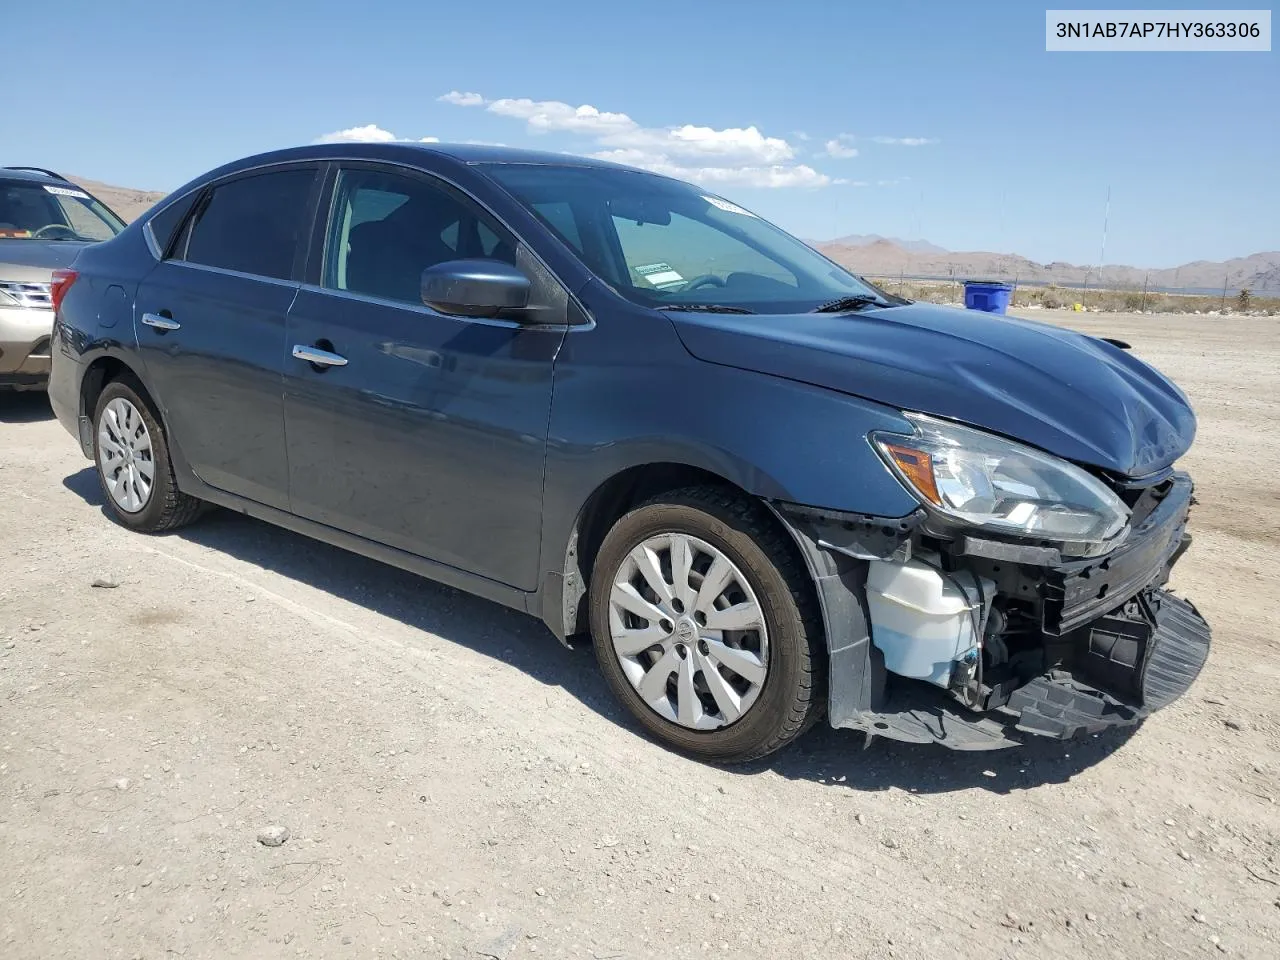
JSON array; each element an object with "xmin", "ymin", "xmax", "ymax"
[{"xmin": 47, "ymin": 143, "xmax": 1210, "ymax": 761}]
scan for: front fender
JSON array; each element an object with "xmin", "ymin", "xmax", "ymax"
[
  {"xmin": 535, "ymin": 323, "xmax": 921, "ymax": 640},
  {"xmin": 544, "ymin": 357, "xmax": 920, "ymax": 524}
]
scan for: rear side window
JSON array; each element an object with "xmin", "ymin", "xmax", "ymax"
[
  {"xmin": 147, "ymin": 192, "xmax": 201, "ymax": 258},
  {"xmin": 182, "ymin": 169, "xmax": 315, "ymax": 280}
]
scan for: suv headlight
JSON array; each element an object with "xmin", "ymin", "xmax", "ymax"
[
  {"xmin": 0, "ymin": 280, "xmax": 53, "ymax": 309},
  {"xmin": 871, "ymin": 413, "xmax": 1129, "ymax": 553}
]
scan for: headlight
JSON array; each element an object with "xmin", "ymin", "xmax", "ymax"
[
  {"xmin": 871, "ymin": 413, "xmax": 1129, "ymax": 553},
  {"xmin": 0, "ymin": 280, "xmax": 53, "ymax": 309}
]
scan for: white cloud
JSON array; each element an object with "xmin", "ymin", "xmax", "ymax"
[
  {"xmin": 872, "ymin": 136, "xmax": 937, "ymax": 146},
  {"xmin": 589, "ymin": 149, "xmax": 833, "ymax": 188},
  {"xmin": 823, "ymin": 137, "xmax": 859, "ymax": 159},
  {"xmin": 615, "ymin": 124, "xmax": 794, "ymax": 163},
  {"xmin": 316, "ymin": 124, "xmax": 399, "ymax": 143},
  {"xmin": 437, "ymin": 91, "xmax": 835, "ymax": 188},
  {"xmin": 438, "ymin": 90, "xmax": 486, "ymax": 107},
  {"xmin": 672, "ymin": 125, "xmax": 793, "ymax": 163},
  {"xmin": 315, "ymin": 126, "xmax": 441, "ymax": 145},
  {"xmin": 487, "ymin": 98, "xmax": 637, "ymax": 135}
]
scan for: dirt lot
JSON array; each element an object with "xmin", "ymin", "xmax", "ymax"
[{"xmin": 2, "ymin": 309, "xmax": 1278, "ymax": 959}]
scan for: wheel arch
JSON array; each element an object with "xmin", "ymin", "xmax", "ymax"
[
  {"xmin": 80, "ymin": 353, "xmax": 148, "ymax": 421},
  {"xmin": 78, "ymin": 351, "xmax": 195, "ymax": 488},
  {"xmin": 540, "ymin": 459, "xmax": 816, "ymax": 647}
]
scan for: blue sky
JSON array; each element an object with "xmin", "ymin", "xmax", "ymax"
[{"xmin": 6, "ymin": 0, "xmax": 1275, "ymax": 266}]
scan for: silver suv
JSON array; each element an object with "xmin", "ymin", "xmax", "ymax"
[{"xmin": 1, "ymin": 167, "xmax": 125, "ymax": 390}]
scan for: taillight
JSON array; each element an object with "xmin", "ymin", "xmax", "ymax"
[{"xmin": 50, "ymin": 269, "xmax": 78, "ymax": 313}]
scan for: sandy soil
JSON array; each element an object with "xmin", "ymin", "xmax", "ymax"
[{"xmin": 2, "ymin": 310, "xmax": 1278, "ymax": 959}]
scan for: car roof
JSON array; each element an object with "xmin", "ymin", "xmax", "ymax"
[
  {"xmin": 212, "ymin": 141, "xmax": 658, "ymax": 178},
  {"xmin": 0, "ymin": 167, "xmax": 74, "ymax": 185}
]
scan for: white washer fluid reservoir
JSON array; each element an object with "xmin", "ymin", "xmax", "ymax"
[{"xmin": 865, "ymin": 559, "xmax": 995, "ymax": 687}]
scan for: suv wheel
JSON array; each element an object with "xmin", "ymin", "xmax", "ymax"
[
  {"xmin": 92, "ymin": 379, "xmax": 202, "ymax": 532},
  {"xmin": 589, "ymin": 486, "xmax": 824, "ymax": 763}
]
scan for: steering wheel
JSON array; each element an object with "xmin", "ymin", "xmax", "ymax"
[
  {"xmin": 32, "ymin": 224, "xmax": 77, "ymax": 240},
  {"xmin": 681, "ymin": 274, "xmax": 725, "ymax": 291}
]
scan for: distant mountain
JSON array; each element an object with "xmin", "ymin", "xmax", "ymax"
[
  {"xmin": 811, "ymin": 234, "xmax": 949, "ymax": 255},
  {"xmin": 68, "ymin": 177, "xmax": 167, "ymax": 223},
  {"xmin": 814, "ymin": 238, "xmax": 1280, "ymax": 294}
]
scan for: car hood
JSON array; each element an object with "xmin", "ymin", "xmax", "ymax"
[
  {"xmin": 0, "ymin": 240, "xmax": 88, "ymax": 277},
  {"xmin": 667, "ymin": 301, "xmax": 1196, "ymax": 477}
]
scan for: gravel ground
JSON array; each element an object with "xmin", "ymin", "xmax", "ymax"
[{"xmin": 2, "ymin": 310, "xmax": 1278, "ymax": 959}]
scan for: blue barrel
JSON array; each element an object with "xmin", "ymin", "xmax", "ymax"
[{"xmin": 963, "ymin": 280, "xmax": 1014, "ymax": 314}]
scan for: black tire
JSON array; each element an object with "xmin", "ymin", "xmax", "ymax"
[
  {"xmin": 589, "ymin": 486, "xmax": 825, "ymax": 764},
  {"xmin": 92, "ymin": 377, "xmax": 203, "ymax": 532}
]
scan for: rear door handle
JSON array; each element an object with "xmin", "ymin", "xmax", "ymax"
[
  {"xmin": 141, "ymin": 312, "xmax": 181, "ymax": 331},
  {"xmin": 292, "ymin": 344, "xmax": 348, "ymax": 368}
]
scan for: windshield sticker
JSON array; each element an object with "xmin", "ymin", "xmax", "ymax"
[
  {"xmin": 702, "ymin": 195, "xmax": 757, "ymax": 218},
  {"xmin": 635, "ymin": 262, "xmax": 686, "ymax": 288},
  {"xmin": 43, "ymin": 185, "xmax": 91, "ymax": 199}
]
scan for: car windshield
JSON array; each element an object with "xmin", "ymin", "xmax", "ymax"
[
  {"xmin": 482, "ymin": 163, "xmax": 882, "ymax": 313},
  {"xmin": 0, "ymin": 180, "xmax": 124, "ymax": 242}
]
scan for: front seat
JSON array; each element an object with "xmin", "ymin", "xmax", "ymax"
[{"xmin": 345, "ymin": 202, "xmax": 457, "ymax": 304}]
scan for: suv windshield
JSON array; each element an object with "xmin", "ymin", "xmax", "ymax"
[
  {"xmin": 483, "ymin": 163, "xmax": 882, "ymax": 314},
  {"xmin": 0, "ymin": 180, "xmax": 125, "ymax": 242}
]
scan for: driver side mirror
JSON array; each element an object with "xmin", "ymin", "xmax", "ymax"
[{"xmin": 420, "ymin": 259, "xmax": 531, "ymax": 318}]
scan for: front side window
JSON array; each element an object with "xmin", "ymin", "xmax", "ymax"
[
  {"xmin": 182, "ymin": 168, "xmax": 316, "ymax": 281},
  {"xmin": 324, "ymin": 167, "xmax": 515, "ymax": 307},
  {"xmin": 0, "ymin": 180, "xmax": 124, "ymax": 242},
  {"xmin": 483, "ymin": 163, "xmax": 878, "ymax": 314}
]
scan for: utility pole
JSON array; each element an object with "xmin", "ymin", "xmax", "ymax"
[
  {"xmin": 1141, "ymin": 272, "xmax": 1149, "ymax": 312},
  {"xmin": 1220, "ymin": 273, "xmax": 1229, "ymax": 312},
  {"xmin": 1097, "ymin": 186, "xmax": 1111, "ymax": 292}
]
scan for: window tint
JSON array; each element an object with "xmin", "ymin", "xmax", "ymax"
[
  {"xmin": 183, "ymin": 169, "xmax": 315, "ymax": 280},
  {"xmin": 148, "ymin": 191, "xmax": 201, "ymax": 257},
  {"xmin": 325, "ymin": 168, "xmax": 515, "ymax": 306}
]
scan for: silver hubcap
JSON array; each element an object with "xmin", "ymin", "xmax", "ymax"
[
  {"xmin": 608, "ymin": 533, "xmax": 768, "ymax": 731},
  {"xmin": 97, "ymin": 397, "xmax": 155, "ymax": 513}
]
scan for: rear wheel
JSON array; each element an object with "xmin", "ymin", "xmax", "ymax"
[
  {"xmin": 92, "ymin": 378, "xmax": 202, "ymax": 532},
  {"xmin": 589, "ymin": 486, "xmax": 824, "ymax": 763}
]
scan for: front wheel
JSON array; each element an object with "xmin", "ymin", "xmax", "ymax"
[{"xmin": 589, "ymin": 487, "xmax": 824, "ymax": 764}]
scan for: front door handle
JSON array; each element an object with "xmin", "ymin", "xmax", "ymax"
[
  {"xmin": 292, "ymin": 343, "xmax": 348, "ymax": 368},
  {"xmin": 141, "ymin": 312, "xmax": 181, "ymax": 331}
]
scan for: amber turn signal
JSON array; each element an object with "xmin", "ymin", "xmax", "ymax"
[{"xmin": 881, "ymin": 442, "xmax": 942, "ymax": 506}]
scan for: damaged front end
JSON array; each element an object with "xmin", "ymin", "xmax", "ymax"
[{"xmin": 771, "ymin": 417, "xmax": 1211, "ymax": 750}]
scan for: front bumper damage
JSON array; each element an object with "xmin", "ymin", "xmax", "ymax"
[{"xmin": 771, "ymin": 473, "xmax": 1211, "ymax": 750}]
